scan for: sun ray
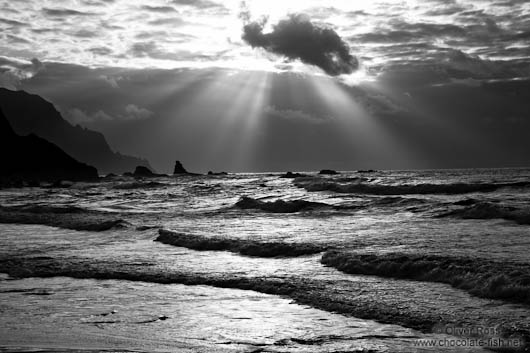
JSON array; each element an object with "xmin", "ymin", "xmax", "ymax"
[{"xmin": 305, "ymin": 74, "xmax": 426, "ymax": 169}]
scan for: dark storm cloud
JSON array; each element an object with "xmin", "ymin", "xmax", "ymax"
[{"xmin": 242, "ymin": 14, "xmax": 358, "ymax": 76}]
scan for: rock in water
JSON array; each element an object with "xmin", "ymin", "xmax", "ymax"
[
  {"xmin": 173, "ymin": 160, "xmax": 188, "ymax": 174},
  {"xmin": 0, "ymin": 108, "xmax": 98, "ymax": 184},
  {"xmin": 208, "ymin": 171, "xmax": 228, "ymax": 176},
  {"xmin": 319, "ymin": 169, "xmax": 339, "ymax": 175},
  {"xmin": 281, "ymin": 171, "xmax": 307, "ymax": 178},
  {"xmin": 133, "ymin": 166, "xmax": 156, "ymax": 177}
]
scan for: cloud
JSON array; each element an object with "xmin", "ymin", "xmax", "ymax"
[
  {"xmin": 7, "ymin": 34, "xmax": 32, "ymax": 44},
  {"xmin": 88, "ymin": 46, "xmax": 113, "ymax": 56},
  {"xmin": 242, "ymin": 14, "xmax": 358, "ymax": 76},
  {"xmin": 148, "ymin": 17, "xmax": 186, "ymax": 26},
  {"xmin": 128, "ymin": 41, "xmax": 199, "ymax": 61},
  {"xmin": 73, "ymin": 29, "xmax": 99, "ymax": 38},
  {"xmin": 124, "ymin": 104, "xmax": 153, "ymax": 120},
  {"xmin": 65, "ymin": 104, "xmax": 153, "ymax": 124},
  {"xmin": 0, "ymin": 57, "xmax": 44, "ymax": 89},
  {"xmin": 2, "ymin": 0, "xmax": 528, "ymax": 80},
  {"xmin": 265, "ymin": 106, "xmax": 332, "ymax": 124},
  {"xmin": 0, "ymin": 17, "xmax": 28, "ymax": 27},
  {"xmin": 170, "ymin": 0, "xmax": 225, "ymax": 10},
  {"xmin": 129, "ymin": 42, "xmax": 160, "ymax": 58},
  {"xmin": 66, "ymin": 108, "xmax": 113, "ymax": 124},
  {"xmin": 141, "ymin": 5, "xmax": 177, "ymax": 13},
  {"xmin": 354, "ymin": 22, "xmax": 466, "ymax": 43},
  {"xmin": 42, "ymin": 8, "xmax": 95, "ymax": 17},
  {"xmin": 99, "ymin": 75, "xmax": 119, "ymax": 88}
]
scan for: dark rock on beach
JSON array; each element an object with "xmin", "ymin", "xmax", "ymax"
[{"xmin": 0, "ymin": 108, "xmax": 98, "ymax": 185}]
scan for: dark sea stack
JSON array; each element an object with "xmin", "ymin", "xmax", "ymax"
[
  {"xmin": 0, "ymin": 109, "xmax": 98, "ymax": 183},
  {"xmin": 173, "ymin": 160, "xmax": 188, "ymax": 174},
  {"xmin": 319, "ymin": 169, "xmax": 339, "ymax": 175},
  {"xmin": 0, "ymin": 88, "xmax": 152, "ymax": 175},
  {"xmin": 207, "ymin": 171, "xmax": 228, "ymax": 176}
]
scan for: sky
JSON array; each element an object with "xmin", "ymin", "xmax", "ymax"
[{"xmin": 1, "ymin": 0, "xmax": 529, "ymax": 173}]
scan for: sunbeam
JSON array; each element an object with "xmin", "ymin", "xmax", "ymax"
[{"xmin": 305, "ymin": 74, "xmax": 424, "ymax": 169}]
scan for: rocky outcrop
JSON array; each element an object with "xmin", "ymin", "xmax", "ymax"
[
  {"xmin": 0, "ymin": 109, "xmax": 98, "ymax": 183},
  {"xmin": 280, "ymin": 171, "xmax": 307, "ymax": 178},
  {"xmin": 358, "ymin": 169, "xmax": 377, "ymax": 173},
  {"xmin": 173, "ymin": 160, "xmax": 188, "ymax": 174},
  {"xmin": 319, "ymin": 169, "xmax": 339, "ymax": 175},
  {"xmin": 133, "ymin": 166, "xmax": 158, "ymax": 177},
  {"xmin": 0, "ymin": 88, "xmax": 153, "ymax": 175}
]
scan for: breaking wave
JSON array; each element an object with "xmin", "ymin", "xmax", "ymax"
[
  {"xmin": 1, "ymin": 204, "xmax": 86, "ymax": 214},
  {"xmin": 0, "ymin": 205, "xmax": 128, "ymax": 231},
  {"xmin": 234, "ymin": 196, "xmax": 329, "ymax": 213},
  {"xmin": 156, "ymin": 229, "xmax": 326, "ymax": 257},
  {"xmin": 1, "ymin": 255, "xmax": 528, "ymax": 347},
  {"xmin": 295, "ymin": 178, "xmax": 530, "ymax": 195},
  {"xmin": 321, "ymin": 250, "xmax": 530, "ymax": 305},
  {"xmin": 113, "ymin": 181, "xmax": 165, "ymax": 190},
  {"xmin": 438, "ymin": 202, "xmax": 530, "ymax": 225}
]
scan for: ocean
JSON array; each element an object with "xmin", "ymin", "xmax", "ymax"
[{"xmin": 0, "ymin": 168, "xmax": 529, "ymax": 352}]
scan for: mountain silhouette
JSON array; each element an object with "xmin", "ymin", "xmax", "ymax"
[
  {"xmin": 1, "ymin": 108, "xmax": 98, "ymax": 182},
  {"xmin": 0, "ymin": 88, "xmax": 153, "ymax": 175}
]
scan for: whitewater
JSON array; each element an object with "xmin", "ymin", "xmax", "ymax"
[{"xmin": 0, "ymin": 168, "xmax": 529, "ymax": 352}]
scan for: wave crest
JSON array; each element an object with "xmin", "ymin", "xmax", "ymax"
[
  {"xmin": 156, "ymin": 229, "xmax": 326, "ymax": 257},
  {"xmin": 114, "ymin": 181, "xmax": 165, "ymax": 190},
  {"xmin": 321, "ymin": 250, "xmax": 530, "ymax": 305},
  {"xmin": 438, "ymin": 202, "xmax": 530, "ymax": 225},
  {"xmin": 0, "ymin": 205, "xmax": 128, "ymax": 231},
  {"xmin": 295, "ymin": 178, "xmax": 530, "ymax": 195},
  {"xmin": 235, "ymin": 196, "xmax": 329, "ymax": 213}
]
